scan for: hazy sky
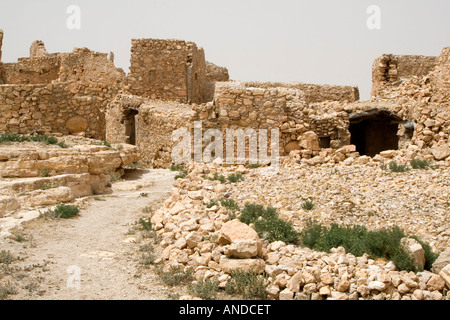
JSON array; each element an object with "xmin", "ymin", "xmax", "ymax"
[{"xmin": 0, "ymin": 0, "xmax": 449, "ymax": 99}]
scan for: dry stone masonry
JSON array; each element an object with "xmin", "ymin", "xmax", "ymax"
[{"xmin": 0, "ymin": 30, "xmax": 449, "ymax": 300}]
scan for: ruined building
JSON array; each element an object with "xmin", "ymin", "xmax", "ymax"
[{"xmin": 0, "ymin": 29, "xmax": 449, "ymax": 167}]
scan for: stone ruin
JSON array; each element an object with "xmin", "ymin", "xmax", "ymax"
[
  {"xmin": 1, "ymin": 30, "xmax": 450, "ymax": 301},
  {"xmin": 0, "ymin": 28, "xmax": 449, "ymax": 168}
]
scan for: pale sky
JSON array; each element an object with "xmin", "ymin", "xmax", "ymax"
[{"xmin": 0, "ymin": 0, "xmax": 449, "ymax": 100}]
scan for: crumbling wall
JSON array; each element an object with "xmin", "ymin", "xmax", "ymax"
[
  {"xmin": 58, "ymin": 48, "xmax": 125, "ymax": 87},
  {"xmin": 0, "ymin": 82, "xmax": 118, "ymax": 139},
  {"xmin": 431, "ymin": 47, "xmax": 450, "ymax": 103},
  {"xmin": 105, "ymin": 94, "xmax": 145, "ymax": 144},
  {"xmin": 204, "ymin": 61, "xmax": 230, "ymax": 102},
  {"xmin": 371, "ymin": 54, "xmax": 438, "ymax": 98},
  {"xmin": 236, "ymin": 81, "xmax": 359, "ymax": 103},
  {"xmin": 126, "ymin": 39, "xmax": 206, "ymax": 104},
  {"xmin": 2, "ymin": 55, "xmax": 61, "ymax": 84}
]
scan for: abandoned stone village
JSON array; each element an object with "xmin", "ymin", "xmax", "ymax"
[{"xmin": 0, "ymin": 28, "xmax": 449, "ymax": 300}]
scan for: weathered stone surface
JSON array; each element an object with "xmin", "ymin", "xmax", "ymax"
[
  {"xmin": 218, "ymin": 219, "xmax": 263, "ymax": 257},
  {"xmin": 66, "ymin": 116, "xmax": 88, "ymax": 134},
  {"xmin": 439, "ymin": 264, "xmax": 450, "ymax": 289},
  {"xmin": 219, "ymin": 256, "xmax": 265, "ymax": 274},
  {"xmin": 401, "ymin": 237, "xmax": 425, "ymax": 270},
  {"xmin": 432, "ymin": 248, "xmax": 450, "ymax": 274},
  {"xmin": 431, "ymin": 145, "xmax": 450, "ymax": 160}
]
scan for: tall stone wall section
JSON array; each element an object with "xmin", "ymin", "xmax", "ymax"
[{"xmin": 126, "ymin": 39, "xmax": 207, "ymax": 104}]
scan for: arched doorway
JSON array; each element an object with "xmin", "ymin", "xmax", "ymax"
[{"xmin": 349, "ymin": 109, "xmax": 401, "ymax": 157}]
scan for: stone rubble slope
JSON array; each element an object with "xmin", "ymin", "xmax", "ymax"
[{"xmin": 150, "ymin": 159, "xmax": 450, "ymax": 300}]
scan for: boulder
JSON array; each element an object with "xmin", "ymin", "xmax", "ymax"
[
  {"xmin": 218, "ymin": 219, "xmax": 263, "ymax": 258},
  {"xmin": 401, "ymin": 237, "xmax": 425, "ymax": 270},
  {"xmin": 66, "ymin": 116, "xmax": 88, "ymax": 134},
  {"xmin": 439, "ymin": 264, "xmax": 450, "ymax": 289},
  {"xmin": 299, "ymin": 131, "xmax": 319, "ymax": 151},
  {"xmin": 432, "ymin": 248, "xmax": 450, "ymax": 274},
  {"xmin": 431, "ymin": 144, "xmax": 450, "ymax": 160},
  {"xmin": 225, "ymin": 239, "xmax": 260, "ymax": 259},
  {"xmin": 219, "ymin": 256, "xmax": 265, "ymax": 274}
]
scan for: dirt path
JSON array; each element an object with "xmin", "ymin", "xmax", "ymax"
[{"xmin": 2, "ymin": 169, "xmax": 176, "ymax": 300}]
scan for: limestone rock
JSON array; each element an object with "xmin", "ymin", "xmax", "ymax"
[
  {"xmin": 431, "ymin": 144, "xmax": 450, "ymax": 160},
  {"xmin": 218, "ymin": 219, "xmax": 263, "ymax": 257},
  {"xmin": 401, "ymin": 237, "xmax": 425, "ymax": 270},
  {"xmin": 439, "ymin": 264, "xmax": 450, "ymax": 289},
  {"xmin": 299, "ymin": 131, "xmax": 319, "ymax": 151},
  {"xmin": 432, "ymin": 248, "xmax": 450, "ymax": 274},
  {"xmin": 66, "ymin": 116, "xmax": 88, "ymax": 134},
  {"xmin": 225, "ymin": 239, "xmax": 260, "ymax": 259},
  {"xmin": 219, "ymin": 256, "xmax": 265, "ymax": 274}
]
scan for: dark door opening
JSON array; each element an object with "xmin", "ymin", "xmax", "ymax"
[
  {"xmin": 349, "ymin": 110, "xmax": 400, "ymax": 157},
  {"xmin": 125, "ymin": 109, "xmax": 139, "ymax": 145}
]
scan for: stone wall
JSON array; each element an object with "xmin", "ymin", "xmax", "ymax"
[
  {"xmin": 2, "ymin": 55, "xmax": 61, "ymax": 84},
  {"xmin": 204, "ymin": 61, "xmax": 230, "ymax": 102},
  {"xmin": 236, "ymin": 81, "xmax": 360, "ymax": 103},
  {"xmin": 106, "ymin": 94, "xmax": 195, "ymax": 167},
  {"xmin": 431, "ymin": 47, "xmax": 450, "ymax": 103},
  {"xmin": 126, "ymin": 39, "xmax": 207, "ymax": 104},
  {"xmin": 371, "ymin": 54, "xmax": 438, "ymax": 98},
  {"xmin": 0, "ymin": 82, "xmax": 119, "ymax": 139},
  {"xmin": 1, "ymin": 46, "xmax": 125, "ymax": 87}
]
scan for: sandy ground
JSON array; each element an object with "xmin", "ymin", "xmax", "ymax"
[{"xmin": 1, "ymin": 169, "xmax": 177, "ymax": 300}]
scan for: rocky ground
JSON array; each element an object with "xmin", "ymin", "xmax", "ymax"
[
  {"xmin": 149, "ymin": 155, "xmax": 450, "ymax": 300},
  {"xmin": 0, "ymin": 169, "xmax": 178, "ymax": 300},
  {"xmin": 1, "ymin": 151, "xmax": 450, "ymax": 300}
]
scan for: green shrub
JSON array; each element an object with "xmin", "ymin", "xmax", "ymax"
[
  {"xmin": 301, "ymin": 199, "xmax": 315, "ymax": 210},
  {"xmin": 0, "ymin": 250, "xmax": 15, "ymax": 265},
  {"xmin": 156, "ymin": 266, "xmax": 194, "ymax": 287},
  {"xmin": 225, "ymin": 270, "xmax": 268, "ymax": 300},
  {"xmin": 57, "ymin": 141, "xmax": 69, "ymax": 148},
  {"xmin": 0, "ymin": 133, "xmax": 59, "ymax": 146},
  {"xmin": 204, "ymin": 199, "xmax": 219, "ymax": 208},
  {"xmin": 39, "ymin": 168, "xmax": 50, "ymax": 177},
  {"xmin": 299, "ymin": 220, "xmax": 438, "ymax": 272},
  {"xmin": 203, "ymin": 172, "xmax": 226, "ymax": 184},
  {"xmin": 249, "ymin": 163, "xmax": 261, "ymax": 169},
  {"xmin": 227, "ymin": 173, "xmax": 244, "ymax": 183},
  {"xmin": 239, "ymin": 203, "xmax": 299, "ymax": 243},
  {"xmin": 188, "ymin": 277, "xmax": 220, "ymax": 300},
  {"xmin": 410, "ymin": 159, "xmax": 432, "ymax": 169},
  {"xmin": 98, "ymin": 141, "xmax": 112, "ymax": 148},
  {"xmin": 174, "ymin": 169, "xmax": 188, "ymax": 180},
  {"xmin": 170, "ymin": 165, "xmax": 185, "ymax": 172},
  {"xmin": 43, "ymin": 204, "xmax": 80, "ymax": 219},
  {"xmin": 138, "ymin": 217, "xmax": 152, "ymax": 231},
  {"xmin": 170, "ymin": 164, "xmax": 189, "ymax": 180},
  {"xmin": 388, "ymin": 161, "xmax": 410, "ymax": 172},
  {"xmin": 239, "ymin": 203, "xmax": 278, "ymax": 225},
  {"xmin": 254, "ymin": 218, "xmax": 299, "ymax": 243},
  {"xmin": 220, "ymin": 198, "xmax": 240, "ymax": 212}
]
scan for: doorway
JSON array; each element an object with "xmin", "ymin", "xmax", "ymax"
[
  {"xmin": 349, "ymin": 110, "xmax": 400, "ymax": 157},
  {"xmin": 125, "ymin": 109, "xmax": 139, "ymax": 145}
]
